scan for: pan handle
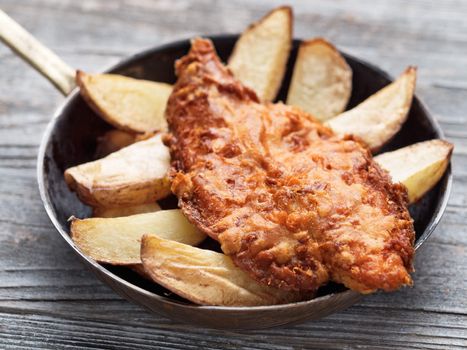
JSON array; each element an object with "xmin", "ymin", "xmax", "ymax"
[{"xmin": 0, "ymin": 9, "xmax": 76, "ymax": 96}]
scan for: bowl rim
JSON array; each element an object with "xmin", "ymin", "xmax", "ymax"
[{"xmin": 36, "ymin": 34, "xmax": 452, "ymax": 312}]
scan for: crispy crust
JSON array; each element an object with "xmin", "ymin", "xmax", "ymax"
[{"xmin": 165, "ymin": 39, "xmax": 415, "ymax": 293}]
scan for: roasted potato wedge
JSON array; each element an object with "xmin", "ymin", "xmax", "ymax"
[
  {"xmin": 376, "ymin": 139, "xmax": 453, "ymax": 203},
  {"xmin": 92, "ymin": 202, "xmax": 161, "ymax": 218},
  {"xmin": 287, "ymin": 38, "xmax": 352, "ymax": 121},
  {"xmin": 71, "ymin": 210, "xmax": 205, "ymax": 265},
  {"xmin": 326, "ymin": 67, "xmax": 416, "ymax": 151},
  {"xmin": 95, "ymin": 129, "xmax": 137, "ymax": 158},
  {"xmin": 64, "ymin": 134, "xmax": 171, "ymax": 207},
  {"xmin": 140, "ymin": 235, "xmax": 303, "ymax": 306},
  {"xmin": 228, "ymin": 6, "xmax": 292, "ymax": 101},
  {"xmin": 76, "ymin": 71, "xmax": 172, "ymax": 133}
]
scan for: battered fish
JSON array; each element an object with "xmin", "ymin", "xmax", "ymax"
[{"xmin": 165, "ymin": 38, "xmax": 415, "ymax": 293}]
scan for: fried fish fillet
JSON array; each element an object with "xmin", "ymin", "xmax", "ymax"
[{"xmin": 165, "ymin": 38, "xmax": 415, "ymax": 293}]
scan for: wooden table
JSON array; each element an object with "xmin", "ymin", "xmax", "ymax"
[{"xmin": 0, "ymin": 0, "xmax": 465, "ymax": 348}]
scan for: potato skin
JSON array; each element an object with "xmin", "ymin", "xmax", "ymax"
[
  {"xmin": 375, "ymin": 139, "xmax": 453, "ymax": 204},
  {"xmin": 140, "ymin": 234, "xmax": 303, "ymax": 306},
  {"xmin": 326, "ymin": 67, "xmax": 417, "ymax": 152},
  {"xmin": 228, "ymin": 6, "xmax": 292, "ymax": 102},
  {"xmin": 92, "ymin": 202, "xmax": 161, "ymax": 218},
  {"xmin": 287, "ymin": 38, "xmax": 352, "ymax": 121},
  {"xmin": 76, "ymin": 70, "xmax": 172, "ymax": 134},
  {"xmin": 95, "ymin": 129, "xmax": 138, "ymax": 158},
  {"xmin": 65, "ymin": 173, "xmax": 171, "ymax": 208},
  {"xmin": 71, "ymin": 210, "xmax": 205, "ymax": 265},
  {"xmin": 64, "ymin": 134, "xmax": 171, "ymax": 207}
]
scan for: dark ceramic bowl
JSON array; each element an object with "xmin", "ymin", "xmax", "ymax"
[{"xmin": 37, "ymin": 35, "xmax": 452, "ymax": 329}]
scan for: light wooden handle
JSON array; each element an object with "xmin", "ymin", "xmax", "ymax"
[{"xmin": 0, "ymin": 9, "xmax": 76, "ymax": 95}]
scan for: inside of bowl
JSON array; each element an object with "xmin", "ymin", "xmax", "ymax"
[{"xmin": 42, "ymin": 36, "xmax": 448, "ymax": 306}]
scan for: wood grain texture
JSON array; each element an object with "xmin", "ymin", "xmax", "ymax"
[{"xmin": 0, "ymin": 0, "xmax": 465, "ymax": 348}]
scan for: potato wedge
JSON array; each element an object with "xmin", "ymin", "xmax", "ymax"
[
  {"xmin": 64, "ymin": 134, "xmax": 171, "ymax": 207},
  {"xmin": 71, "ymin": 209, "xmax": 205, "ymax": 265},
  {"xmin": 129, "ymin": 263, "xmax": 152, "ymax": 280},
  {"xmin": 95, "ymin": 129, "xmax": 137, "ymax": 158},
  {"xmin": 287, "ymin": 38, "xmax": 352, "ymax": 121},
  {"xmin": 228, "ymin": 6, "xmax": 292, "ymax": 101},
  {"xmin": 76, "ymin": 71, "xmax": 172, "ymax": 133},
  {"xmin": 92, "ymin": 202, "xmax": 161, "ymax": 218},
  {"xmin": 375, "ymin": 139, "xmax": 453, "ymax": 203},
  {"xmin": 140, "ymin": 235, "xmax": 302, "ymax": 306},
  {"xmin": 326, "ymin": 67, "xmax": 416, "ymax": 151}
]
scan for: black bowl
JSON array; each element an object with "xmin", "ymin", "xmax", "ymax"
[{"xmin": 37, "ymin": 35, "xmax": 452, "ymax": 329}]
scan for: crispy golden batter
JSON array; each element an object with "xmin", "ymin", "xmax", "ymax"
[{"xmin": 165, "ymin": 38, "xmax": 415, "ymax": 293}]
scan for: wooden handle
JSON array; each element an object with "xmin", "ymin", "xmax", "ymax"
[{"xmin": 0, "ymin": 9, "xmax": 76, "ymax": 95}]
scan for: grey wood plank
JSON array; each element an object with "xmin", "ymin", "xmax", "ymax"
[
  {"xmin": 0, "ymin": 0, "xmax": 465, "ymax": 348},
  {"xmin": 0, "ymin": 0, "xmax": 466, "ymax": 86},
  {"xmin": 0, "ymin": 309, "xmax": 465, "ymax": 350}
]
